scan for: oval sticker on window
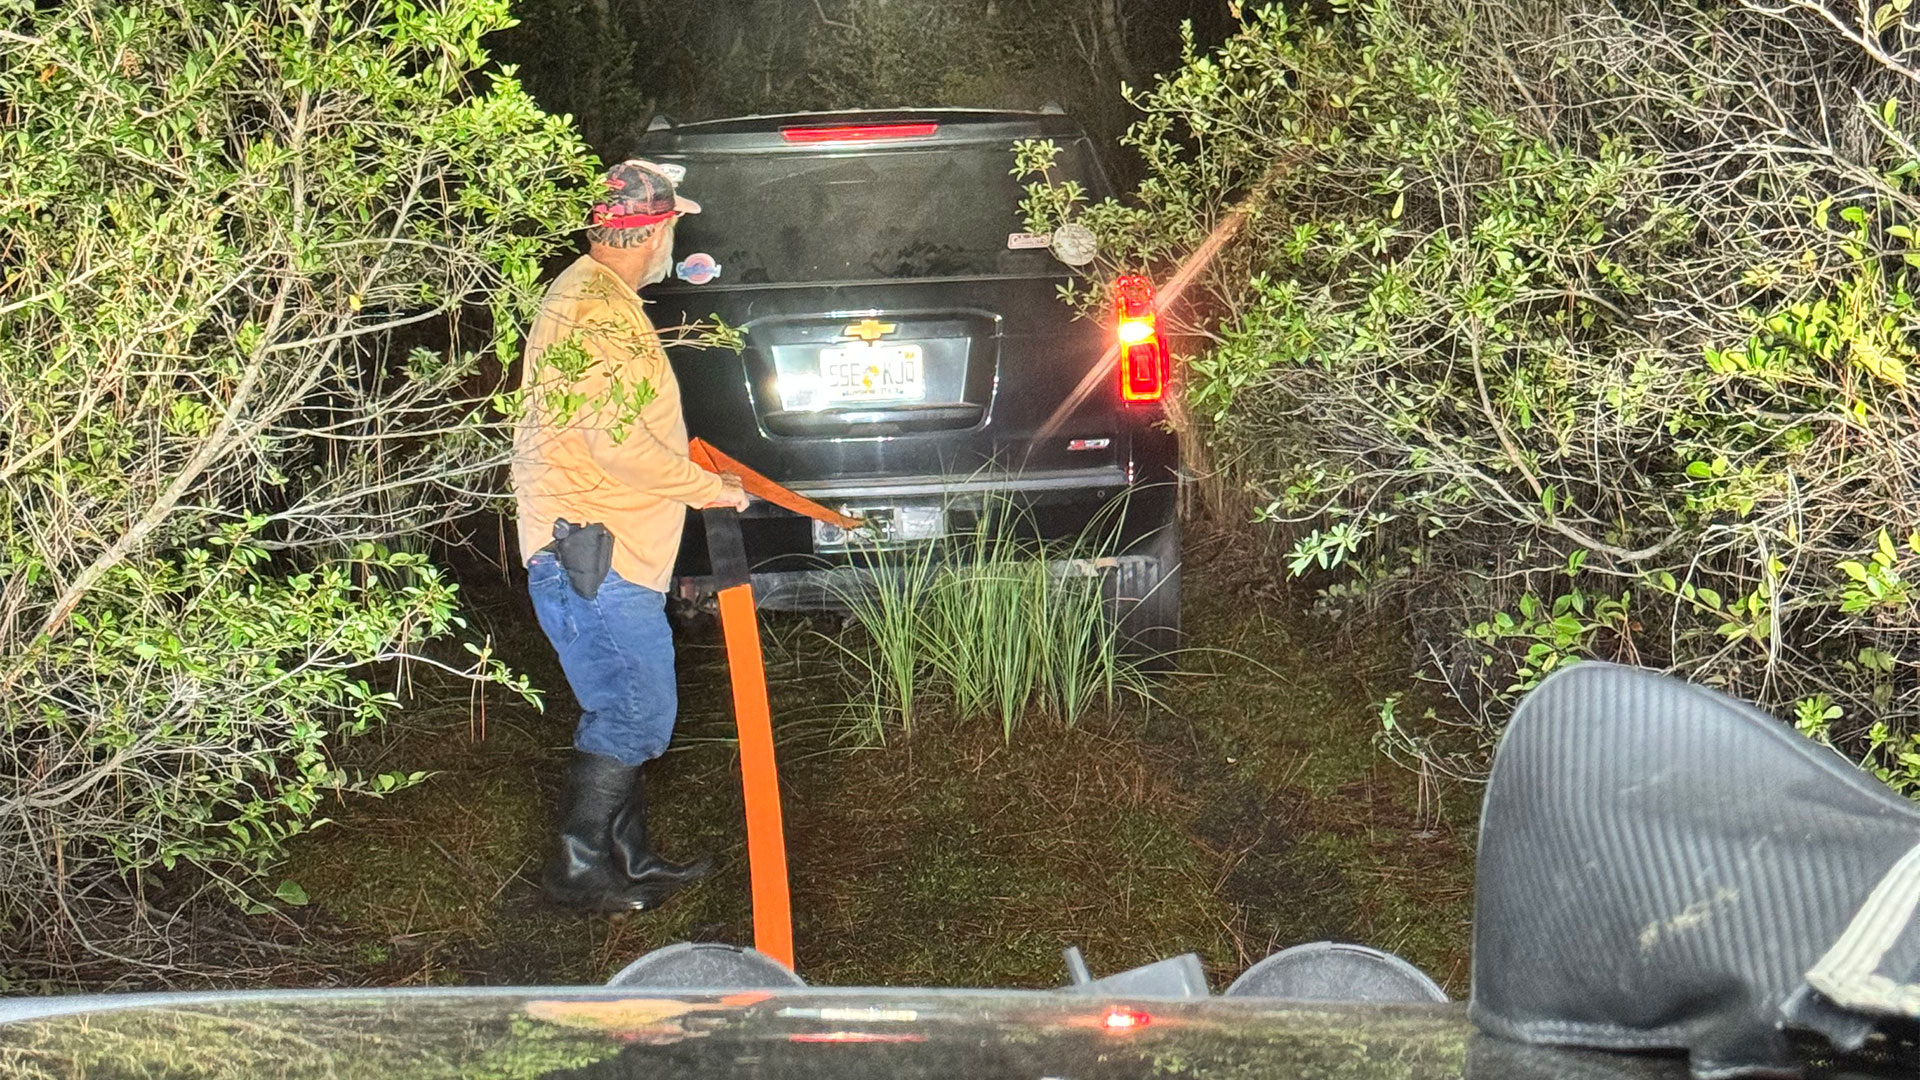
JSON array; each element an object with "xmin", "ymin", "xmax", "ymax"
[{"xmin": 675, "ymin": 253, "xmax": 722, "ymax": 285}]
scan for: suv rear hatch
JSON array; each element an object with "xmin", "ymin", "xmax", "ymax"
[{"xmin": 637, "ymin": 112, "xmax": 1119, "ymax": 488}]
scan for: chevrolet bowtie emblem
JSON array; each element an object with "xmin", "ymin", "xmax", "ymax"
[{"xmin": 844, "ymin": 319, "xmax": 897, "ymax": 343}]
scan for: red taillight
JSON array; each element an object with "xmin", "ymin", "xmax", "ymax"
[
  {"xmin": 781, "ymin": 122, "xmax": 940, "ymax": 143},
  {"xmin": 1121, "ymin": 338, "xmax": 1169, "ymax": 403},
  {"xmin": 1116, "ymin": 274, "xmax": 1156, "ymax": 319},
  {"xmin": 1115, "ymin": 274, "xmax": 1168, "ymax": 404}
]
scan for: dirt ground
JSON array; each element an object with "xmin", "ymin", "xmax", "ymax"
[{"xmin": 279, "ymin": 526, "xmax": 1477, "ymax": 993}]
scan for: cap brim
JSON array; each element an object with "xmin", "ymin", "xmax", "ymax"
[{"xmin": 674, "ymin": 194, "xmax": 701, "ymax": 215}]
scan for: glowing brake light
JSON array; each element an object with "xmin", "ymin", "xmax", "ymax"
[
  {"xmin": 781, "ymin": 122, "xmax": 940, "ymax": 143},
  {"xmin": 1115, "ymin": 274, "xmax": 1168, "ymax": 404},
  {"xmin": 1102, "ymin": 1006, "xmax": 1153, "ymax": 1033}
]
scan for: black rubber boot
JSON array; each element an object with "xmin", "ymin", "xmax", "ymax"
[
  {"xmin": 543, "ymin": 752, "xmax": 693, "ymax": 913},
  {"xmin": 611, "ymin": 770, "xmax": 713, "ymax": 890}
]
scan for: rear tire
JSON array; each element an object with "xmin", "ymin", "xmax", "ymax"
[{"xmin": 1114, "ymin": 517, "xmax": 1182, "ymax": 667}]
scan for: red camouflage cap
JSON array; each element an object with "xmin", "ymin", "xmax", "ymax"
[{"xmin": 590, "ymin": 159, "xmax": 702, "ymax": 229}]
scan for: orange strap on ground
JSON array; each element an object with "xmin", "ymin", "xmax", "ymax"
[
  {"xmin": 689, "ymin": 437, "xmax": 861, "ymax": 529},
  {"xmin": 715, "ymin": 582, "xmax": 794, "ymax": 970},
  {"xmin": 691, "ymin": 436, "xmax": 858, "ymax": 970}
]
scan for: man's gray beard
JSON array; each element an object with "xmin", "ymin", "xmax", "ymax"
[{"xmin": 639, "ymin": 243, "xmax": 674, "ymax": 287}]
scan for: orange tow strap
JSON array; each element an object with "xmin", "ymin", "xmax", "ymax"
[
  {"xmin": 687, "ymin": 439, "xmax": 859, "ymax": 972},
  {"xmin": 715, "ymin": 582, "xmax": 792, "ymax": 969},
  {"xmin": 690, "ymin": 439, "xmax": 861, "ymax": 531}
]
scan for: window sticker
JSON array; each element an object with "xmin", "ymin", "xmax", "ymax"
[
  {"xmin": 675, "ymin": 253, "xmax": 722, "ymax": 285},
  {"xmin": 1007, "ymin": 232, "xmax": 1054, "ymax": 250},
  {"xmin": 1050, "ymin": 222, "xmax": 1098, "ymax": 267}
]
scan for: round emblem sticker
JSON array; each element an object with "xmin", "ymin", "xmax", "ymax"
[
  {"xmin": 675, "ymin": 253, "xmax": 722, "ymax": 285},
  {"xmin": 1050, "ymin": 223, "xmax": 1098, "ymax": 267}
]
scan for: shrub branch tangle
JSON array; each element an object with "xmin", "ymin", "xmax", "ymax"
[
  {"xmin": 1036, "ymin": 0, "xmax": 1920, "ymax": 788},
  {"xmin": 0, "ymin": 0, "xmax": 590, "ymax": 982}
]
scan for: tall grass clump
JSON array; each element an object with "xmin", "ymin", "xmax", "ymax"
[{"xmin": 832, "ymin": 503, "xmax": 1154, "ymax": 742}]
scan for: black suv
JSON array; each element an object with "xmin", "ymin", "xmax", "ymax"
[{"xmin": 638, "ymin": 109, "xmax": 1180, "ymax": 652}]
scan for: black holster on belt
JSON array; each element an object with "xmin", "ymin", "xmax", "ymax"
[{"xmin": 542, "ymin": 519, "xmax": 614, "ymax": 600}]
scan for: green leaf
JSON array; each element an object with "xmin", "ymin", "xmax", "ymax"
[{"xmin": 274, "ymin": 880, "xmax": 309, "ymax": 906}]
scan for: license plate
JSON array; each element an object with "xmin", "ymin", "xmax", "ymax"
[{"xmin": 818, "ymin": 345, "xmax": 925, "ymax": 405}]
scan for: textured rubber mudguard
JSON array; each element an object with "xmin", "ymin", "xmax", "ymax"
[{"xmin": 1470, "ymin": 662, "xmax": 1920, "ymax": 1078}]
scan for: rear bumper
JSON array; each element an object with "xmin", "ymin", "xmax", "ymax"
[
  {"xmin": 677, "ymin": 555, "xmax": 1160, "ymax": 611},
  {"xmin": 783, "ymin": 466, "xmax": 1130, "ymax": 502},
  {"xmin": 671, "ymin": 463, "xmax": 1177, "ymax": 605}
]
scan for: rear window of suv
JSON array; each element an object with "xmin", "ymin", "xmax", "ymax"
[{"xmin": 656, "ymin": 139, "xmax": 1100, "ymax": 286}]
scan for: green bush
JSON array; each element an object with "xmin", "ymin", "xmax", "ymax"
[
  {"xmin": 1027, "ymin": 0, "xmax": 1920, "ymax": 784},
  {"xmin": 0, "ymin": 0, "xmax": 589, "ymax": 978}
]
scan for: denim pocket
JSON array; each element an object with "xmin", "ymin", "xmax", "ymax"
[{"xmin": 527, "ymin": 555, "xmax": 580, "ymax": 648}]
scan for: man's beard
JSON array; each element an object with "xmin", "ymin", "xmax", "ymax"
[{"xmin": 639, "ymin": 241, "xmax": 674, "ymax": 287}]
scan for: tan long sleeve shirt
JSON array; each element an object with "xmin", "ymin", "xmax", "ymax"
[{"xmin": 511, "ymin": 255, "xmax": 724, "ymax": 592}]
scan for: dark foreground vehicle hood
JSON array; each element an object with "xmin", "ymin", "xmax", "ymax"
[{"xmin": 0, "ymin": 989, "xmax": 1911, "ymax": 1079}]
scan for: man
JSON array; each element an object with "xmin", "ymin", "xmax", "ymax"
[{"xmin": 512, "ymin": 159, "xmax": 750, "ymax": 913}]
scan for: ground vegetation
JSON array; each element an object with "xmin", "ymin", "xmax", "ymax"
[
  {"xmin": 829, "ymin": 502, "xmax": 1155, "ymax": 742},
  {"xmin": 274, "ymin": 532, "xmax": 1472, "ymax": 994}
]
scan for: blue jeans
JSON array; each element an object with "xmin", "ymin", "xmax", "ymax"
[{"xmin": 526, "ymin": 553, "xmax": 678, "ymax": 765}]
